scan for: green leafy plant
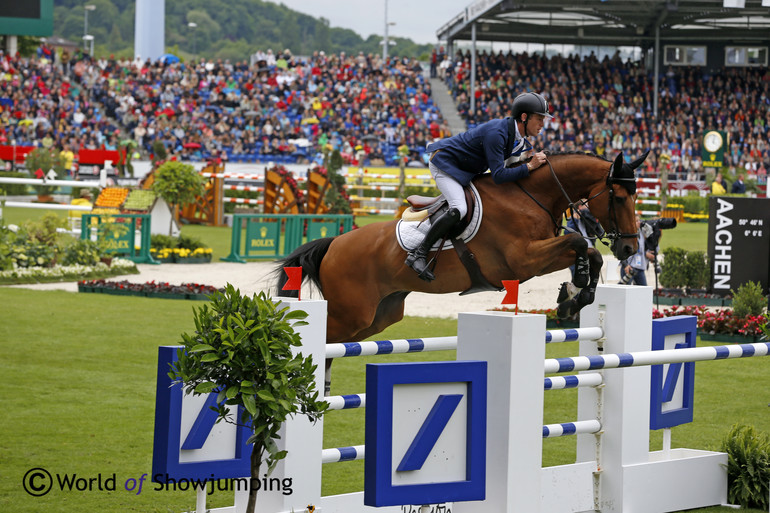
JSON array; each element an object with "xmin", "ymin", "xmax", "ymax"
[
  {"xmin": 0, "ymin": 225, "xmax": 18, "ymax": 270},
  {"xmin": 721, "ymin": 424, "xmax": 770, "ymax": 510},
  {"xmin": 0, "ymin": 171, "xmax": 29, "ymax": 195},
  {"xmin": 8, "ymin": 214, "xmax": 70, "ymax": 267},
  {"xmin": 683, "ymin": 250, "xmax": 709, "ymax": 290},
  {"xmin": 61, "ymin": 238, "xmax": 102, "ymax": 267},
  {"xmin": 24, "ymin": 148, "xmax": 67, "ymax": 195},
  {"xmin": 151, "ymin": 161, "xmax": 205, "ymax": 236},
  {"xmin": 169, "ymin": 286, "xmax": 327, "ymax": 513},
  {"xmin": 660, "ymin": 247, "xmax": 710, "ymax": 290},
  {"xmin": 150, "ymin": 234, "xmax": 178, "ymax": 250},
  {"xmin": 731, "ymin": 281, "xmax": 767, "ymax": 319},
  {"xmin": 176, "ymin": 233, "xmax": 206, "ymax": 250},
  {"xmin": 659, "ymin": 247, "xmax": 688, "ymax": 289}
]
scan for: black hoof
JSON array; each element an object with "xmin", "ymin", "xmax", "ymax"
[{"xmin": 557, "ymin": 300, "xmax": 575, "ymax": 319}]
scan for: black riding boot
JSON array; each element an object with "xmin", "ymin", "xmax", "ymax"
[{"xmin": 405, "ymin": 208, "xmax": 461, "ymax": 281}]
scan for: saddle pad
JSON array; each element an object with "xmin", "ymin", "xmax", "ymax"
[{"xmin": 396, "ymin": 182, "xmax": 483, "ymax": 252}]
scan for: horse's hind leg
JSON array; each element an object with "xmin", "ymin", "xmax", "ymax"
[
  {"xmin": 324, "ymin": 292, "xmax": 408, "ymax": 395},
  {"xmin": 348, "ymin": 291, "xmax": 409, "ymax": 342}
]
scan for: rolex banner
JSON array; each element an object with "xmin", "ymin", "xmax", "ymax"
[
  {"xmin": 702, "ymin": 130, "xmax": 726, "ymax": 168},
  {"xmin": 707, "ymin": 197, "xmax": 770, "ymax": 296}
]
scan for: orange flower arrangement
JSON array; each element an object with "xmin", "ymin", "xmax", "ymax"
[{"xmin": 95, "ymin": 187, "xmax": 129, "ymax": 208}]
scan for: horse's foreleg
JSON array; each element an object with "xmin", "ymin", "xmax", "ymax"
[
  {"xmin": 557, "ymin": 247, "xmax": 604, "ymax": 319},
  {"xmin": 576, "ymin": 248, "xmax": 604, "ymax": 306}
]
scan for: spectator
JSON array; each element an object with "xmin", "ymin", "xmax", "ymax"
[
  {"xmin": 711, "ymin": 172, "xmax": 727, "ymax": 194},
  {"xmin": 619, "ymin": 216, "xmax": 657, "ymax": 286},
  {"xmin": 731, "ymin": 173, "xmax": 746, "ymax": 194}
]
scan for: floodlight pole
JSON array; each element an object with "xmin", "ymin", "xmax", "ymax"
[
  {"xmin": 383, "ymin": 0, "xmax": 389, "ymax": 61},
  {"xmin": 84, "ymin": 5, "xmax": 96, "ymax": 53}
]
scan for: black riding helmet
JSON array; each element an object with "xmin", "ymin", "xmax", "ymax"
[
  {"xmin": 512, "ymin": 92, "xmax": 553, "ymax": 138},
  {"xmin": 512, "ymin": 92, "xmax": 554, "ymax": 122}
]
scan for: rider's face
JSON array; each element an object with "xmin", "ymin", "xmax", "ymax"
[{"xmin": 524, "ymin": 113, "xmax": 546, "ymax": 136}]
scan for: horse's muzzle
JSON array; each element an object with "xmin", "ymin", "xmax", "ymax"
[{"xmin": 612, "ymin": 240, "xmax": 636, "ymax": 261}]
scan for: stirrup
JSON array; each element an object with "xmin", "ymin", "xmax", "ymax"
[{"xmin": 406, "ymin": 253, "xmax": 436, "ymax": 281}]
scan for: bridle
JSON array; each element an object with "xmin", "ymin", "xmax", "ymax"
[{"xmin": 516, "ymin": 157, "xmax": 638, "ymax": 251}]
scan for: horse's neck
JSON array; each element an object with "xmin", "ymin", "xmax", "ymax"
[{"xmin": 536, "ymin": 156, "xmax": 609, "ymax": 213}]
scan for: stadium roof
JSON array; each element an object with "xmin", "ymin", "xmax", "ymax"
[{"xmin": 436, "ymin": 0, "xmax": 770, "ymax": 48}]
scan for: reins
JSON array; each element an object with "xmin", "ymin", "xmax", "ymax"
[{"xmin": 516, "ymin": 157, "xmax": 637, "ymax": 247}]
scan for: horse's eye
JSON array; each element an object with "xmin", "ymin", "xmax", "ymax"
[{"xmin": 614, "ymin": 195, "xmax": 626, "ymax": 204}]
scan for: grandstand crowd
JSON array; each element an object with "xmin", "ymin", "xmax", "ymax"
[
  {"xmin": 440, "ymin": 48, "xmax": 770, "ymax": 183},
  {"xmin": 1, "ymin": 43, "xmax": 769, "ymax": 184}
]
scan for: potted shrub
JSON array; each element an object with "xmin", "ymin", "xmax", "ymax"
[
  {"xmin": 24, "ymin": 148, "xmax": 67, "ymax": 201},
  {"xmin": 169, "ymin": 286, "xmax": 327, "ymax": 513},
  {"xmin": 721, "ymin": 424, "xmax": 770, "ymax": 511},
  {"xmin": 151, "ymin": 161, "xmax": 205, "ymax": 236}
]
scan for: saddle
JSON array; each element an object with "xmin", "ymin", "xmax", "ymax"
[{"xmin": 400, "ymin": 186, "xmax": 502, "ymax": 295}]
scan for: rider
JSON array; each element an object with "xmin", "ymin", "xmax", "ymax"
[{"xmin": 405, "ymin": 92, "xmax": 553, "ymax": 281}]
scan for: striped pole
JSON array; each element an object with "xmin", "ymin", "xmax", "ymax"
[
  {"xmin": 223, "ymin": 184, "xmax": 264, "ymax": 192},
  {"xmin": 545, "ymin": 342, "xmax": 770, "ymax": 374},
  {"xmin": 325, "ymin": 394, "xmax": 366, "ymax": 410},
  {"xmin": 222, "ymin": 197, "xmax": 263, "ymax": 205},
  {"xmin": 326, "ymin": 328, "xmax": 604, "ymax": 359},
  {"xmin": 325, "ymin": 337, "xmax": 457, "ymax": 358},
  {"xmin": 326, "ymin": 372, "xmax": 601, "ymax": 411},
  {"xmin": 544, "ymin": 373, "xmax": 603, "ymax": 390},
  {"xmin": 341, "ymin": 185, "xmax": 399, "ymax": 191},
  {"xmin": 321, "ymin": 445, "xmax": 365, "ymax": 464},
  {"xmin": 545, "ymin": 327, "xmax": 603, "ymax": 343},
  {"xmin": 543, "ymin": 419, "xmax": 601, "ymax": 438},
  {"xmin": 352, "ymin": 208, "xmax": 398, "ymax": 215}
]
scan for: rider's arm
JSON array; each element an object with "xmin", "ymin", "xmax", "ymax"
[{"xmin": 484, "ymin": 129, "xmax": 529, "ymax": 184}]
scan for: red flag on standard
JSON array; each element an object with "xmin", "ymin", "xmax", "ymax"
[
  {"xmin": 282, "ymin": 267, "xmax": 303, "ymax": 300},
  {"xmin": 501, "ymin": 280, "xmax": 520, "ymax": 314}
]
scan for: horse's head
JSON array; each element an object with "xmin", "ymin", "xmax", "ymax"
[{"xmin": 590, "ymin": 151, "xmax": 648, "ymax": 261}]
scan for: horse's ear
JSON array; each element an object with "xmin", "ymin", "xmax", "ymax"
[
  {"xmin": 628, "ymin": 150, "xmax": 650, "ymax": 170},
  {"xmin": 611, "ymin": 152, "xmax": 624, "ymax": 175}
]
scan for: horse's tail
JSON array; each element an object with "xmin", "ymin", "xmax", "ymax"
[{"xmin": 273, "ymin": 237, "xmax": 334, "ymax": 298}]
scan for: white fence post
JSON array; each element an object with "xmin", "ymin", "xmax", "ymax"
[
  {"xmin": 453, "ymin": 311, "xmax": 547, "ymax": 513},
  {"xmin": 577, "ymin": 285, "xmax": 653, "ymax": 512},
  {"xmin": 231, "ymin": 298, "xmax": 327, "ymax": 513}
]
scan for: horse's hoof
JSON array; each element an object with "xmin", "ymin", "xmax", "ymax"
[
  {"xmin": 557, "ymin": 282, "xmax": 579, "ymax": 303},
  {"xmin": 556, "ymin": 300, "xmax": 574, "ymax": 319}
]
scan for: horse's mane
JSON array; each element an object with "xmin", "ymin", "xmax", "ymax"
[{"xmin": 543, "ymin": 150, "xmax": 611, "ymax": 163}]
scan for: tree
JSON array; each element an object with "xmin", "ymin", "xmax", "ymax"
[
  {"xmin": 169, "ymin": 286, "xmax": 327, "ymax": 513},
  {"xmin": 150, "ymin": 161, "xmax": 204, "ymax": 236},
  {"xmin": 24, "ymin": 148, "xmax": 67, "ymax": 197}
]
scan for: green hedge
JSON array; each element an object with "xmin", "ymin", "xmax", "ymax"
[{"xmin": 0, "ymin": 171, "xmax": 30, "ymax": 195}]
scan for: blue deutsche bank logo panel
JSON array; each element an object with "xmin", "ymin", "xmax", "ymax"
[
  {"xmin": 650, "ymin": 316, "xmax": 697, "ymax": 430},
  {"xmin": 152, "ymin": 346, "xmax": 251, "ymax": 482},
  {"xmin": 364, "ymin": 361, "xmax": 487, "ymax": 507}
]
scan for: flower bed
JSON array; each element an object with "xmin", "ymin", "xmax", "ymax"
[
  {"xmin": 654, "ymin": 304, "xmax": 767, "ymax": 341},
  {"xmin": 654, "ymin": 289, "xmax": 732, "ymax": 307},
  {"xmin": 78, "ymin": 280, "xmax": 223, "ymax": 300},
  {"xmin": 492, "ymin": 304, "xmax": 766, "ymax": 342},
  {"xmin": 149, "ymin": 247, "xmax": 213, "ymax": 264},
  {"xmin": 0, "ymin": 258, "xmax": 138, "ymax": 284}
]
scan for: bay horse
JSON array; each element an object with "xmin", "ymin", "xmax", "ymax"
[{"xmin": 275, "ymin": 151, "xmax": 645, "ymax": 387}]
